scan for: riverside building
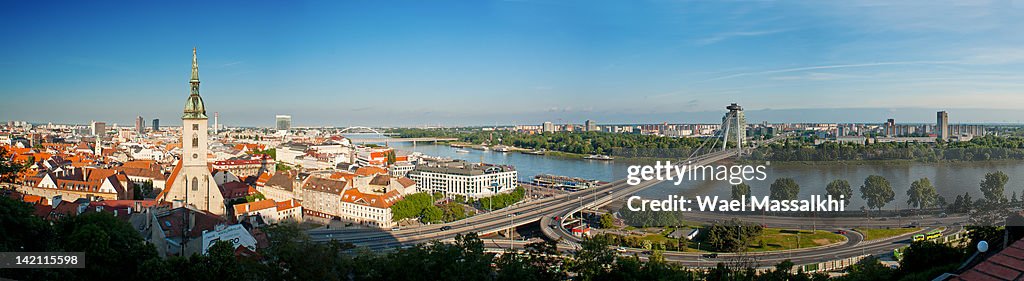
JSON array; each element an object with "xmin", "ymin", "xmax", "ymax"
[{"xmin": 406, "ymin": 159, "xmax": 517, "ymax": 199}]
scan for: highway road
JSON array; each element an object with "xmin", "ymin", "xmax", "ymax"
[{"xmin": 307, "ymin": 134, "xmax": 968, "ymax": 268}]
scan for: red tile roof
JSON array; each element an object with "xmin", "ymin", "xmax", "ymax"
[
  {"xmin": 33, "ymin": 204, "xmax": 53, "ymax": 218},
  {"xmin": 233, "ymin": 199, "xmax": 277, "ymax": 215},
  {"xmin": 302, "ymin": 177, "xmax": 346, "ymax": 194},
  {"xmin": 954, "ymin": 238, "xmax": 1024, "ymax": 280},
  {"xmin": 157, "ymin": 160, "xmax": 183, "ymax": 201},
  {"xmin": 355, "ymin": 166, "xmax": 387, "ymax": 177},
  {"xmin": 340, "ymin": 188, "xmax": 402, "ymax": 209},
  {"xmin": 22, "ymin": 194, "xmax": 48, "ymax": 205},
  {"xmin": 122, "ymin": 160, "xmax": 160, "ymax": 169},
  {"xmin": 397, "ymin": 177, "xmax": 416, "ymax": 188},
  {"xmin": 220, "ymin": 181, "xmax": 257, "ymax": 199},
  {"xmin": 275, "ymin": 199, "xmax": 300, "ymax": 211},
  {"xmin": 329, "ymin": 171, "xmax": 356, "ymax": 181},
  {"xmin": 156, "ymin": 207, "xmax": 225, "ymax": 239}
]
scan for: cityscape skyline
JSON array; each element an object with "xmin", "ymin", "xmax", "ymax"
[
  {"xmin": 7, "ymin": 107, "xmax": 1024, "ymax": 129},
  {"xmin": 3, "ymin": 1, "xmax": 1024, "ymax": 126}
]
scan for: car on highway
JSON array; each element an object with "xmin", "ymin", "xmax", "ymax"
[
  {"xmin": 391, "ymin": 227, "xmax": 401, "ymax": 231},
  {"xmin": 440, "ymin": 226, "xmax": 452, "ymax": 231},
  {"xmin": 616, "ymin": 247, "xmax": 627, "ymax": 253},
  {"xmin": 702, "ymin": 253, "xmax": 718, "ymax": 259},
  {"xmin": 835, "ymin": 230, "xmax": 848, "ymax": 235}
]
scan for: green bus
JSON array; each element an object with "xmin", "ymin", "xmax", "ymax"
[{"xmin": 912, "ymin": 230, "xmax": 942, "ymax": 243}]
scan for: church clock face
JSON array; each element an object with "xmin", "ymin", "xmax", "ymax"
[{"xmin": 192, "ymin": 153, "xmax": 198, "ymax": 159}]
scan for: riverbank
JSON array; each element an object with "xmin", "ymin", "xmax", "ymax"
[{"xmin": 739, "ymin": 158, "xmax": 1024, "ymax": 166}]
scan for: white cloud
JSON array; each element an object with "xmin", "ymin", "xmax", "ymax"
[
  {"xmin": 695, "ymin": 29, "xmax": 791, "ymax": 45},
  {"xmin": 700, "ymin": 61, "xmax": 957, "ymax": 82}
]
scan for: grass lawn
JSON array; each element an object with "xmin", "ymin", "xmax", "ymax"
[
  {"xmin": 746, "ymin": 229, "xmax": 846, "ymax": 252},
  {"xmin": 855, "ymin": 227, "xmax": 923, "ymax": 240},
  {"xmin": 641, "ymin": 234, "xmax": 672, "ymax": 245}
]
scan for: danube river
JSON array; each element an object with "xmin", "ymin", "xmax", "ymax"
[{"xmin": 387, "ymin": 142, "xmax": 1024, "ymax": 210}]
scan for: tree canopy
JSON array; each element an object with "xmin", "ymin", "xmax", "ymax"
[
  {"xmin": 860, "ymin": 175, "xmax": 895, "ymax": 211},
  {"xmin": 769, "ymin": 178, "xmax": 800, "ymax": 201},
  {"xmin": 826, "ymin": 179, "xmax": 853, "ymax": 206}
]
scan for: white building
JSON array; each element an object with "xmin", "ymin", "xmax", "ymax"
[
  {"xmin": 406, "ymin": 159, "xmax": 517, "ymax": 199},
  {"xmin": 232, "ymin": 199, "xmax": 302, "ymax": 225}
]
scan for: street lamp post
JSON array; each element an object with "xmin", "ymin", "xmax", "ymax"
[
  {"xmin": 697, "ymin": 241, "xmax": 701, "ymax": 268},
  {"xmin": 578, "ymin": 196, "xmax": 583, "ymax": 220},
  {"xmin": 508, "ymin": 213, "xmax": 516, "ymax": 250}
]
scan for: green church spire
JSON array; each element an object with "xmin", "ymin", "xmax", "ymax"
[
  {"xmin": 190, "ymin": 47, "xmax": 200, "ymax": 83},
  {"xmin": 183, "ymin": 47, "xmax": 207, "ymax": 119}
]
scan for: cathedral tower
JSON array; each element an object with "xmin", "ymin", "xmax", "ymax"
[{"xmin": 161, "ymin": 48, "xmax": 225, "ymax": 215}]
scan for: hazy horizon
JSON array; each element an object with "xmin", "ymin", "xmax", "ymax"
[{"xmin": 11, "ymin": 107, "xmax": 1024, "ymax": 128}]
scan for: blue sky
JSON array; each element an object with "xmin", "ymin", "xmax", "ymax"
[{"xmin": 2, "ymin": 0, "xmax": 1024, "ymax": 127}]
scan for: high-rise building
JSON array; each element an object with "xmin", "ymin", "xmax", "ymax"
[
  {"xmin": 542, "ymin": 122, "xmax": 555, "ymax": 133},
  {"xmin": 152, "ymin": 118, "xmax": 160, "ymax": 131},
  {"xmin": 136, "ymin": 115, "xmax": 144, "ymax": 134},
  {"xmin": 214, "ymin": 112, "xmax": 219, "ymax": 135},
  {"xmin": 585, "ymin": 120, "xmax": 598, "ymax": 132},
  {"xmin": 276, "ymin": 115, "xmax": 291, "ymax": 131},
  {"xmin": 159, "ymin": 48, "xmax": 226, "ymax": 216},
  {"xmin": 884, "ymin": 118, "xmax": 896, "ymax": 136},
  {"xmin": 937, "ymin": 111, "xmax": 949, "ymax": 140},
  {"xmin": 90, "ymin": 121, "xmax": 106, "ymax": 136},
  {"xmin": 720, "ymin": 103, "xmax": 747, "ymax": 149}
]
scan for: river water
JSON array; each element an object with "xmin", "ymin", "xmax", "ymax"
[{"xmin": 384, "ymin": 141, "xmax": 1024, "ymax": 210}]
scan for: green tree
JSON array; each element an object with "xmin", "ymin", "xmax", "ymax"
[
  {"xmin": 840, "ymin": 256, "xmax": 894, "ymax": 281},
  {"xmin": 826, "ymin": 179, "xmax": 853, "ymax": 206},
  {"xmin": 899, "ymin": 241, "xmax": 965, "ymax": 275},
  {"xmin": 599, "ymin": 213, "xmax": 615, "ymax": 229},
  {"xmin": 244, "ymin": 193, "xmax": 265, "ymax": 203},
  {"xmin": 51, "ymin": 212, "xmax": 161, "ymax": 280},
  {"xmin": 390, "ymin": 193, "xmax": 434, "ymax": 221},
  {"xmin": 0, "ymin": 147, "xmax": 27, "ymax": 183},
  {"xmin": 569, "ymin": 238, "xmax": 617, "ymax": 280},
  {"xmin": 769, "ymin": 178, "xmax": 800, "ymax": 201},
  {"xmin": 386, "ymin": 150, "xmax": 397, "ymax": 165},
  {"xmin": 980, "ymin": 171, "xmax": 1009, "ymax": 202},
  {"xmin": 495, "ymin": 240, "xmax": 567, "ymax": 281},
  {"xmin": 421, "ymin": 205, "xmax": 444, "ymax": 223},
  {"xmin": 260, "ymin": 221, "xmax": 352, "ymax": 281},
  {"xmin": 906, "ymin": 177, "xmax": 939, "ymax": 209},
  {"xmin": 861, "ymin": 175, "xmax": 895, "ymax": 211},
  {"xmin": 731, "ymin": 183, "xmax": 751, "ymax": 201},
  {"xmin": 0, "ymin": 196, "xmax": 52, "ymax": 252},
  {"xmin": 138, "ymin": 180, "xmax": 154, "ymax": 199}
]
